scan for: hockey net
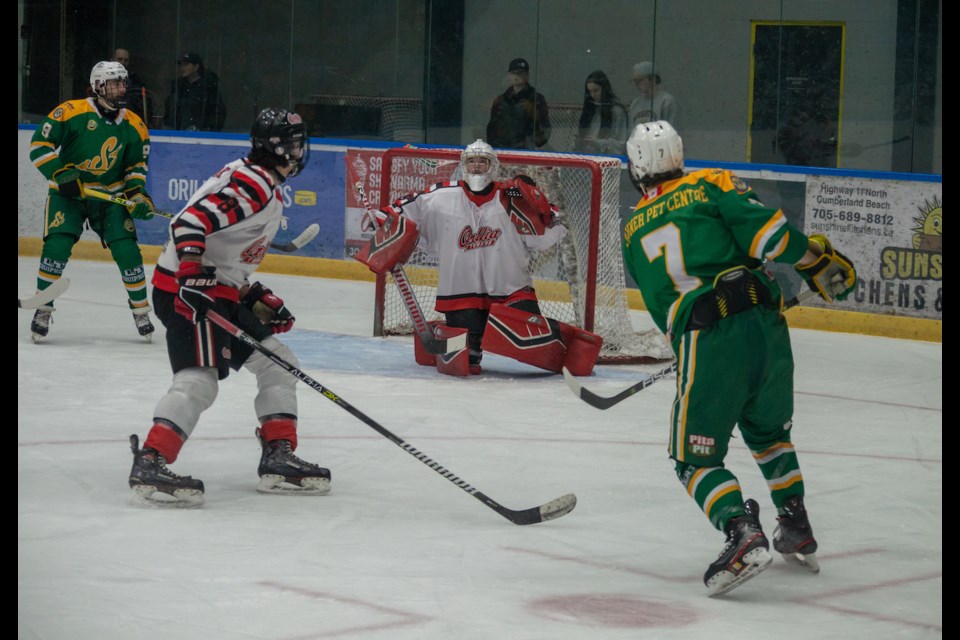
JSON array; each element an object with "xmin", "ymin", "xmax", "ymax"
[{"xmin": 373, "ymin": 146, "xmax": 672, "ymax": 363}]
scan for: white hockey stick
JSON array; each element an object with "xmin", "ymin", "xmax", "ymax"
[
  {"xmin": 81, "ymin": 188, "xmax": 319, "ymax": 253},
  {"xmin": 19, "ymin": 277, "xmax": 70, "ymax": 309}
]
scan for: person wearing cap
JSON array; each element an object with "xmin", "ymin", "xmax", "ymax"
[
  {"xmin": 164, "ymin": 52, "xmax": 226, "ymax": 132},
  {"xmin": 485, "ymin": 57, "xmax": 551, "ymax": 150},
  {"xmin": 628, "ymin": 61, "xmax": 679, "ymax": 129}
]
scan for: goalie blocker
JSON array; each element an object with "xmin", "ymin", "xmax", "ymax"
[{"xmin": 354, "ymin": 213, "xmax": 419, "ymax": 274}]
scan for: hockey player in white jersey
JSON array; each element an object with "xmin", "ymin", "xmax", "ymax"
[
  {"xmin": 128, "ymin": 107, "xmax": 329, "ymax": 506},
  {"xmin": 357, "ymin": 139, "xmax": 603, "ymax": 377}
]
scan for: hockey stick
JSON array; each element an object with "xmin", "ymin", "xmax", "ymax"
[
  {"xmin": 563, "ymin": 288, "xmax": 819, "ymax": 410},
  {"xmin": 19, "ymin": 277, "xmax": 70, "ymax": 309},
  {"xmin": 204, "ymin": 308, "xmax": 576, "ymax": 525},
  {"xmin": 348, "ymin": 168, "xmax": 466, "ymax": 355},
  {"xmin": 81, "ymin": 188, "xmax": 319, "ymax": 253}
]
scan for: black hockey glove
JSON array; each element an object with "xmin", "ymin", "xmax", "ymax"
[
  {"xmin": 53, "ymin": 168, "xmax": 83, "ymax": 199},
  {"xmin": 175, "ymin": 261, "xmax": 218, "ymax": 323},
  {"xmin": 796, "ymin": 234, "xmax": 857, "ymax": 302},
  {"xmin": 243, "ymin": 282, "xmax": 295, "ymax": 334}
]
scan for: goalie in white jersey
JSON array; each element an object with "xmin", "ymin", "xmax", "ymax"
[
  {"xmin": 357, "ymin": 140, "xmax": 603, "ymax": 377},
  {"xmin": 127, "ymin": 108, "xmax": 329, "ymax": 506}
]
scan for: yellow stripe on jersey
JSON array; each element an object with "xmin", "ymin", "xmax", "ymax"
[
  {"xmin": 672, "ymin": 332, "xmax": 698, "ymax": 463},
  {"xmin": 767, "ymin": 469, "xmax": 804, "ymax": 492},
  {"xmin": 703, "ymin": 480, "xmax": 741, "ymax": 520},
  {"xmin": 750, "ymin": 209, "xmax": 787, "ymax": 259},
  {"xmin": 751, "ymin": 441, "xmax": 796, "ymax": 465}
]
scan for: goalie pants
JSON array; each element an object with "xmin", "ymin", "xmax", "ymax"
[
  {"xmin": 445, "ymin": 297, "xmax": 543, "ymax": 365},
  {"xmin": 670, "ymin": 306, "xmax": 805, "ymax": 530}
]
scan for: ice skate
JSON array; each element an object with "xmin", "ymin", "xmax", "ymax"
[
  {"xmin": 131, "ymin": 305, "xmax": 155, "ymax": 342},
  {"xmin": 256, "ymin": 428, "xmax": 331, "ymax": 495},
  {"xmin": 704, "ymin": 499, "xmax": 773, "ymax": 597},
  {"xmin": 128, "ymin": 434, "xmax": 204, "ymax": 507},
  {"xmin": 31, "ymin": 305, "xmax": 54, "ymax": 343},
  {"xmin": 773, "ymin": 495, "xmax": 820, "ymax": 573}
]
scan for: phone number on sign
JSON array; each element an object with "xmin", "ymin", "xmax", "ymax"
[{"xmin": 812, "ymin": 209, "xmax": 894, "ymax": 225}]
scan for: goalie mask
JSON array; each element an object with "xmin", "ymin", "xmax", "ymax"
[
  {"xmin": 89, "ymin": 61, "xmax": 129, "ymax": 111},
  {"xmin": 626, "ymin": 121, "xmax": 684, "ymax": 193},
  {"xmin": 460, "ymin": 139, "xmax": 499, "ymax": 192},
  {"xmin": 251, "ymin": 107, "xmax": 310, "ymax": 178}
]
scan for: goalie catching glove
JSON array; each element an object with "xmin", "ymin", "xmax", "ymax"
[
  {"xmin": 354, "ymin": 212, "xmax": 420, "ymax": 274},
  {"xmin": 796, "ymin": 234, "xmax": 857, "ymax": 302},
  {"xmin": 500, "ymin": 175, "xmax": 558, "ymax": 235},
  {"xmin": 243, "ymin": 282, "xmax": 295, "ymax": 334},
  {"xmin": 122, "ymin": 186, "xmax": 155, "ymax": 220}
]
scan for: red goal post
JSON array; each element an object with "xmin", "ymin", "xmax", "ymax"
[{"xmin": 372, "ymin": 145, "xmax": 672, "ymax": 363}]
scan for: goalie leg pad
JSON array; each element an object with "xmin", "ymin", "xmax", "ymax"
[
  {"xmin": 434, "ymin": 324, "xmax": 471, "ymax": 377},
  {"xmin": 481, "ymin": 303, "xmax": 566, "ymax": 372},
  {"xmin": 353, "ymin": 214, "xmax": 419, "ymax": 274},
  {"xmin": 558, "ymin": 322, "xmax": 603, "ymax": 376}
]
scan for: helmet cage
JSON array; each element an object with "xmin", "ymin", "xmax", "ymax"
[
  {"xmin": 460, "ymin": 139, "xmax": 499, "ymax": 191},
  {"xmin": 89, "ymin": 61, "xmax": 129, "ymax": 110}
]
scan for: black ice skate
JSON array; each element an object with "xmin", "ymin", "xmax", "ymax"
[
  {"xmin": 131, "ymin": 306, "xmax": 155, "ymax": 342},
  {"xmin": 773, "ymin": 495, "xmax": 820, "ymax": 573},
  {"xmin": 704, "ymin": 499, "xmax": 773, "ymax": 597},
  {"xmin": 256, "ymin": 428, "xmax": 331, "ymax": 495},
  {"xmin": 31, "ymin": 305, "xmax": 54, "ymax": 343},
  {"xmin": 128, "ymin": 434, "xmax": 204, "ymax": 507}
]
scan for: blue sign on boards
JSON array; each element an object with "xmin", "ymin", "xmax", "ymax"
[{"xmin": 144, "ymin": 137, "xmax": 344, "ymax": 258}]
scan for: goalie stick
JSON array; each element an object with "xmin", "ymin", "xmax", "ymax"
[
  {"xmin": 19, "ymin": 277, "xmax": 70, "ymax": 309},
  {"xmin": 348, "ymin": 165, "xmax": 466, "ymax": 355},
  {"xmin": 204, "ymin": 308, "xmax": 576, "ymax": 525},
  {"xmin": 563, "ymin": 288, "xmax": 819, "ymax": 410},
  {"xmin": 81, "ymin": 188, "xmax": 319, "ymax": 253}
]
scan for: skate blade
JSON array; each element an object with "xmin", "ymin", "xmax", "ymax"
[
  {"xmin": 707, "ymin": 548, "xmax": 773, "ymax": 598},
  {"xmin": 130, "ymin": 484, "xmax": 205, "ymax": 508},
  {"xmin": 31, "ymin": 333, "xmax": 46, "ymax": 344},
  {"xmin": 781, "ymin": 551, "xmax": 820, "ymax": 573},
  {"xmin": 257, "ymin": 474, "xmax": 331, "ymax": 495}
]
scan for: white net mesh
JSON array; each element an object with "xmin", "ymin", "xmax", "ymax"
[{"xmin": 376, "ymin": 147, "xmax": 672, "ymax": 363}]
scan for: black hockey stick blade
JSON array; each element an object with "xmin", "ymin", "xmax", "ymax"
[
  {"xmin": 562, "ymin": 363, "xmax": 676, "ymax": 410},
  {"xmin": 19, "ymin": 277, "xmax": 70, "ymax": 309},
  {"xmin": 563, "ymin": 289, "xmax": 820, "ymax": 410},
  {"xmin": 203, "ymin": 309, "xmax": 575, "ymax": 525},
  {"xmin": 270, "ymin": 223, "xmax": 320, "ymax": 252}
]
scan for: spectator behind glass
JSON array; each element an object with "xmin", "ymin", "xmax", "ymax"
[
  {"xmin": 485, "ymin": 58, "xmax": 551, "ymax": 150},
  {"xmin": 164, "ymin": 52, "xmax": 226, "ymax": 132},
  {"xmin": 112, "ymin": 48, "xmax": 156, "ymax": 125},
  {"xmin": 628, "ymin": 61, "xmax": 680, "ymax": 129},
  {"xmin": 572, "ymin": 70, "xmax": 628, "ymax": 155}
]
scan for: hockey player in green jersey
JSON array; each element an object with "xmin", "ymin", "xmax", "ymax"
[
  {"xmin": 623, "ymin": 121, "xmax": 856, "ymax": 597},
  {"xmin": 28, "ymin": 60, "xmax": 157, "ymax": 343}
]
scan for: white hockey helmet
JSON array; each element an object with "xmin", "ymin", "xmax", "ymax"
[
  {"xmin": 460, "ymin": 139, "xmax": 499, "ymax": 191},
  {"xmin": 89, "ymin": 61, "xmax": 129, "ymax": 110},
  {"xmin": 626, "ymin": 121, "xmax": 684, "ymax": 191}
]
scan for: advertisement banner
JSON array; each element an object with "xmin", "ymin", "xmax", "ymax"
[{"xmin": 805, "ymin": 175, "xmax": 941, "ymax": 319}]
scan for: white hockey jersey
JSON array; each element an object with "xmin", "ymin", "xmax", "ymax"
[
  {"xmin": 153, "ymin": 158, "xmax": 284, "ymax": 293},
  {"xmin": 385, "ymin": 181, "xmax": 567, "ymax": 312}
]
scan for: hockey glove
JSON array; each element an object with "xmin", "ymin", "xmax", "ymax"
[
  {"xmin": 797, "ymin": 234, "xmax": 857, "ymax": 302},
  {"xmin": 175, "ymin": 261, "xmax": 218, "ymax": 323},
  {"xmin": 53, "ymin": 168, "xmax": 83, "ymax": 199},
  {"xmin": 123, "ymin": 186, "xmax": 155, "ymax": 220},
  {"xmin": 243, "ymin": 282, "xmax": 295, "ymax": 334}
]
